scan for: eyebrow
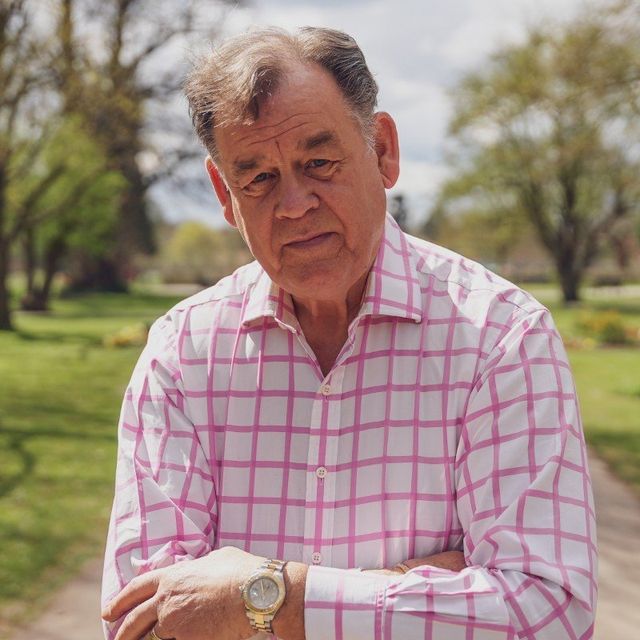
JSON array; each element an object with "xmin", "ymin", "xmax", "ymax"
[
  {"xmin": 230, "ymin": 130, "xmax": 339, "ymax": 180},
  {"xmin": 299, "ymin": 130, "xmax": 338, "ymax": 151},
  {"xmin": 231, "ymin": 156, "xmax": 264, "ymax": 180}
]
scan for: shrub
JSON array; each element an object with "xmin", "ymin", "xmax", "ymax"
[
  {"xmin": 576, "ymin": 311, "xmax": 630, "ymax": 346},
  {"xmin": 103, "ymin": 322, "xmax": 150, "ymax": 348}
]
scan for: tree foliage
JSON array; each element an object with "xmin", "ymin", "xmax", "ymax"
[
  {"xmin": 432, "ymin": 0, "xmax": 640, "ymax": 302},
  {"xmin": 159, "ymin": 222, "xmax": 251, "ymax": 286},
  {"xmin": 52, "ymin": 0, "xmax": 239, "ymax": 293},
  {"xmin": 15, "ymin": 116, "xmax": 124, "ymax": 310},
  {"xmin": 0, "ymin": 0, "xmax": 239, "ymax": 329}
]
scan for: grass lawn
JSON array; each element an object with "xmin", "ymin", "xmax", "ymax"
[
  {"xmin": 536, "ymin": 289, "xmax": 640, "ymax": 493},
  {"xmin": 569, "ymin": 349, "xmax": 640, "ymax": 490},
  {"xmin": 0, "ymin": 283, "xmax": 638, "ymax": 630},
  {"xmin": 0, "ymin": 289, "xmax": 183, "ymax": 632}
]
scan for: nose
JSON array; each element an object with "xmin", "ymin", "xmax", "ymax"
[{"xmin": 274, "ymin": 174, "xmax": 319, "ymax": 219}]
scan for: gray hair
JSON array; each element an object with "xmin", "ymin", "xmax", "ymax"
[{"xmin": 184, "ymin": 26, "xmax": 379, "ymax": 159}]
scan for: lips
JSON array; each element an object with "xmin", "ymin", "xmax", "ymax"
[{"xmin": 284, "ymin": 232, "xmax": 335, "ymax": 249}]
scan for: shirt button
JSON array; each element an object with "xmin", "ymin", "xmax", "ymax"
[
  {"xmin": 316, "ymin": 466, "xmax": 327, "ymax": 479},
  {"xmin": 320, "ymin": 384, "xmax": 331, "ymax": 396},
  {"xmin": 312, "ymin": 551, "xmax": 322, "ymax": 564}
]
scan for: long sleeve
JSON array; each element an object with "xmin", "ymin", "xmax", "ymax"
[
  {"xmin": 304, "ymin": 308, "xmax": 597, "ymax": 639},
  {"xmin": 101, "ymin": 315, "xmax": 217, "ymax": 640}
]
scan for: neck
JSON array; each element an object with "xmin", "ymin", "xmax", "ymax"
[
  {"xmin": 291, "ymin": 272, "xmax": 368, "ymax": 376},
  {"xmin": 292, "ymin": 269, "xmax": 368, "ymax": 328}
]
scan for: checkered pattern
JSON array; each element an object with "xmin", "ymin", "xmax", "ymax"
[{"xmin": 102, "ymin": 215, "xmax": 597, "ymax": 639}]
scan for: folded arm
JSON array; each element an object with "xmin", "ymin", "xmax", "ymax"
[
  {"xmin": 103, "ymin": 309, "xmax": 597, "ymax": 640},
  {"xmin": 303, "ymin": 308, "xmax": 597, "ymax": 639}
]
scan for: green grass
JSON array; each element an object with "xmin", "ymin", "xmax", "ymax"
[
  {"xmin": 0, "ymin": 290, "xmax": 182, "ymax": 632},
  {"xmin": 0, "ymin": 283, "xmax": 638, "ymax": 631},
  {"xmin": 569, "ymin": 349, "xmax": 640, "ymax": 490},
  {"xmin": 523, "ymin": 285, "xmax": 640, "ymax": 492}
]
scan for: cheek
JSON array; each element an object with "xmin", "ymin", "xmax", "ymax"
[{"xmin": 236, "ymin": 213, "xmax": 276, "ymax": 264}]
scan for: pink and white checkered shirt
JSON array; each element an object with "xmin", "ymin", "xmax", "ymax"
[{"xmin": 102, "ymin": 215, "xmax": 597, "ymax": 639}]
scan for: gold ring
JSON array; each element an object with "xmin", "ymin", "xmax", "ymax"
[
  {"xmin": 149, "ymin": 628, "xmax": 167, "ymax": 640},
  {"xmin": 394, "ymin": 562, "xmax": 411, "ymax": 574}
]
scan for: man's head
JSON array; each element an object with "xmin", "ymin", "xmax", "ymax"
[
  {"xmin": 184, "ymin": 27, "xmax": 400, "ymax": 307},
  {"xmin": 185, "ymin": 27, "xmax": 379, "ymax": 160}
]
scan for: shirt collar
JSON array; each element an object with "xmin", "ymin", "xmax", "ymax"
[
  {"xmin": 242, "ymin": 269, "xmax": 301, "ymax": 331},
  {"xmin": 241, "ymin": 213, "xmax": 423, "ymax": 329},
  {"xmin": 356, "ymin": 213, "xmax": 423, "ymax": 323}
]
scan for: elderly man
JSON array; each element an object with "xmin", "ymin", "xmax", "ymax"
[{"xmin": 101, "ymin": 26, "xmax": 597, "ymax": 640}]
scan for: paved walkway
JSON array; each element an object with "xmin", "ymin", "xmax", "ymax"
[{"xmin": 7, "ymin": 451, "xmax": 640, "ymax": 640}]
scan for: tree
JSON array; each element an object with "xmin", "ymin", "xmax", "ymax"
[
  {"xmin": 433, "ymin": 0, "xmax": 640, "ymax": 302},
  {"xmin": 51, "ymin": 0, "xmax": 240, "ymax": 293},
  {"xmin": 17, "ymin": 116, "xmax": 124, "ymax": 311},
  {"xmin": 159, "ymin": 221, "xmax": 251, "ymax": 286},
  {"xmin": 389, "ymin": 193, "xmax": 409, "ymax": 232},
  {"xmin": 0, "ymin": 0, "xmax": 59, "ymax": 330}
]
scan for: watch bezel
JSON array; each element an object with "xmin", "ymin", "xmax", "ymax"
[{"xmin": 240, "ymin": 568, "xmax": 286, "ymax": 614}]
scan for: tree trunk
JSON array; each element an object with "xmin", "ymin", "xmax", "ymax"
[
  {"xmin": 64, "ymin": 250, "xmax": 128, "ymax": 294},
  {"xmin": 553, "ymin": 228, "xmax": 584, "ymax": 303},
  {"xmin": 0, "ymin": 163, "xmax": 13, "ymax": 330},
  {"xmin": 0, "ymin": 239, "xmax": 13, "ymax": 331},
  {"xmin": 40, "ymin": 236, "xmax": 65, "ymax": 304},
  {"xmin": 556, "ymin": 247, "xmax": 584, "ymax": 304},
  {"xmin": 558, "ymin": 265, "xmax": 582, "ymax": 303},
  {"xmin": 20, "ymin": 234, "xmax": 67, "ymax": 311},
  {"xmin": 22, "ymin": 225, "xmax": 36, "ymax": 298}
]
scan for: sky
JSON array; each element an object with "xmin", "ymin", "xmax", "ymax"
[{"xmin": 154, "ymin": 0, "xmax": 594, "ymax": 228}]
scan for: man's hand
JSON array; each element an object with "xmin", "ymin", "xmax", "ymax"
[
  {"xmin": 102, "ymin": 546, "xmax": 263, "ymax": 640},
  {"xmin": 367, "ymin": 550, "xmax": 467, "ymax": 576},
  {"xmin": 404, "ymin": 550, "xmax": 467, "ymax": 572}
]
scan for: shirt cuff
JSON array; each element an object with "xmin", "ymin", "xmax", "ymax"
[{"xmin": 304, "ymin": 566, "xmax": 390, "ymax": 640}]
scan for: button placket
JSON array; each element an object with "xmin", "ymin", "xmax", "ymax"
[
  {"xmin": 319, "ymin": 367, "xmax": 344, "ymax": 568},
  {"xmin": 303, "ymin": 392, "xmax": 324, "ymax": 566}
]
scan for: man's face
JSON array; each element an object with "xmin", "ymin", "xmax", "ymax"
[{"xmin": 207, "ymin": 63, "xmax": 399, "ymax": 305}]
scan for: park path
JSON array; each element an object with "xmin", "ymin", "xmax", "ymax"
[{"xmin": 7, "ymin": 451, "xmax": 640, "ymax": 640}]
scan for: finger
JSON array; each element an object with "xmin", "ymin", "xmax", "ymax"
[
  {"xmin": 113, "ymin": 595, "xmax": 159, "ymax": 640},
  {"xmin": 103, "ymin": 571, "xmax": 162, "ymax": 621}
]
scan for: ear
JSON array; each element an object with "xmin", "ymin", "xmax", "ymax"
[
  {"xmin": 205, "ymin": 156, "xmax": 236, "ymax": 228},
  {"xmin": 373, "ymin": 112, "xmax": 400, "ymax": 189}
]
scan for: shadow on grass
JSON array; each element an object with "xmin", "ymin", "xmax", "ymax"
[
  {"xmin": 0, "ymin": 423, "xmax": 115, "ymax": 502},
  {"xmin": 0, "ymin": 431, "xmax": 35, "ymax": 500},
  {"xmin": 54, "ymin": 292, "xmax": 181, "ymax": 317},
  {"xmin": 15, "ymin": 329, "xmax": 103, "ymax": 347}
]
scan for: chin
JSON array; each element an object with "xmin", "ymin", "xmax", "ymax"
[
  {"xmin": 287, "ymin": 273, "xmax": 339, "ymax": 298},
  {"xmin": 289, "ymin": 266, "xmax": 366, "ymax": 302}
]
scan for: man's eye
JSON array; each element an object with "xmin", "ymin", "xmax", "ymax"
[
  {"xmin": 252, "ymin": 172, "xmax": 272, "ymax": 184},
  {"xmin": 243, "ymin": 172, "xmax": 275, "ymax": 193},
  {"xmin": 306, "ymin": 159, "xmax": 336, "ymax": 175}
]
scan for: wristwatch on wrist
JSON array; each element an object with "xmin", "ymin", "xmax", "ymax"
[{"xmin": 240, "ymin": 558, "xmax": 287, "ymax": 634}]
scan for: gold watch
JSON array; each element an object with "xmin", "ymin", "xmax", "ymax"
[{"xmin": 240, "ymin": 558, "xmax": 287, "ymax": 634}]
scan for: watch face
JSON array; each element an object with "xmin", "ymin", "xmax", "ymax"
[{"xmin": 248, "ymin": 576, "xmax": 280, "ymax": 609}]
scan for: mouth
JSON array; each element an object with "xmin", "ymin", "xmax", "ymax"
[{"xmin": 284, "ymin": 232, "xmax": 336, "ymax": 249}]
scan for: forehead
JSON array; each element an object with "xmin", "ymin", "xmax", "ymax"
[{"xmin": 214, "ymin": 64, "xmax": 363, "ymax": 168}]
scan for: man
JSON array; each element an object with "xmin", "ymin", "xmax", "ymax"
[{"xmin": 101, "ymin": 26, "xmax": 597, "ymax": 640}]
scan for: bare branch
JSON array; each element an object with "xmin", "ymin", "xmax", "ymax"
[{"xmin": 8, "ymin": 163, "xmax": 67, "ymax": 241}]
